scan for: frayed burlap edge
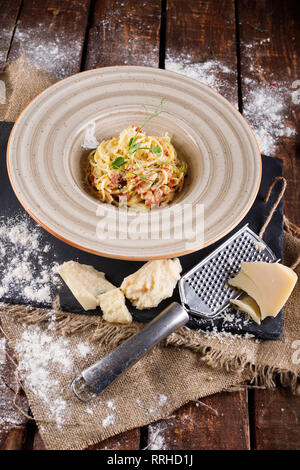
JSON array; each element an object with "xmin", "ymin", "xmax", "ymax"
[{"xmin": 1, "ymin": 299, "xmax": 299, "ymax": 394}]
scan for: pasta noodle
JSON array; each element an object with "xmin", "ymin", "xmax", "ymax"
[{"xmin": 86, "ymin": 125, "xmax": 187, "ymax": 209}]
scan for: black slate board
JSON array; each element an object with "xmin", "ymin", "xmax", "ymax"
[{"xmin": 1, "ymin": 121, "xmax": 284, "ymax": 339}]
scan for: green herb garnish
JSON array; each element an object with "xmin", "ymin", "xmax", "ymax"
[
  {"xmin": 110, "ymin": 98, "xmax": 166, "ymax": 182},
  {"xmin": 110, "ymin": 156, "xmax": 127, "ymax": 169},
  {"xmin": 248, "ymin": 23, "xmax": 268, "ymax": 33}
]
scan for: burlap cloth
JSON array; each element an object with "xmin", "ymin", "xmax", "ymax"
[{"xmin": 0, "ymin": 58, "xmax": 299, "ymax": 450}]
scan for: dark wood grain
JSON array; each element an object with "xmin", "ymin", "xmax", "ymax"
[
  {"xmin": 238, "ymin": 0, "xmax": 300, "ymax": 225},
  {"xmin": 165, "ymin": 0, "xmax": 239, "ymax": 106},
  {"xmin": 252, "ymin": 387, "xmax": 300, "ymax": 450},
  {"xmin": 147, "ymin": 391, "xmax": 250, "ymax": 450},
  {"xmin": 32, "ymin": 429, "xmax": 46, "ymax": 450},
  {"xmin": 6, "ymin": 0, "xmax": 90, "ymax": 78},
  {"xmin": 84, "ymin": 0, "xmax": 161, "ymax": 69},
  {"xmin": 0, "ymin": 331, "xmax": 29, "ymax": 450},
  {"xmin": 0, "ymin": 0, "xmax": 22, "ymax": 70}
]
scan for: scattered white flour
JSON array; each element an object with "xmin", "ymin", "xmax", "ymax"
[
  {"xmin": 12, "ymin": 27, "xmax": 83, "ymax": 78},
  {"xmin": 106, "ymin": 399, "xmax": 116, "ymax": 410},
  {"xmin": 0, "ymin": 215, "xmax": 60, "ymax": 305},
  {"xmin": 82, "ymin": 121, "xmax": 99, "ymax": 150},
  {"xmin": 158, "ymin": 394, "xmax": 168, "ymax": 407},
  {"xmin": 148, "ymin": 393, "xmax": 168, "ymax": 415},
  {"xmin": 166, "ymin": 53, "xmax": 236, "ymax": 99},
  {"xmin": 166, "ymin": 44, "xmax": 296, "ymax": 156},
  {"xmin": 243, "ymin": 85, "xmax": 296, "ymax": 155},
  {"xmin": 77, "ymin": 342, "xmax": 91, "ymax": 358},
  {"xmin": 86, "ymin": 407, "xmax": 94, "ymax": 415},
  {"xmin": 15, "ymin": 325, "xmax": 74, "ymax": 429},
  {"xmin": 147, "ymin": 422, "xmax": 168, "ymax": 450},
  {"xmin": 102, "ymin": 414, "xmax": 115, "ymax": 427}
]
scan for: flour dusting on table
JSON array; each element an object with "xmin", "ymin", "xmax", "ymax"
[{"xmin": 166, "ymin": 44, "xmax": 296, "ymax": 156}]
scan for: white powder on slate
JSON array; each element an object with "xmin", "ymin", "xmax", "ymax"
[
  {"xmin": 15, "ymin": 325, "xmax": 73, "ymax": 429},
  {"xmin": 0, "ymin": 215, "xmax": 60, "ymax": 305}
]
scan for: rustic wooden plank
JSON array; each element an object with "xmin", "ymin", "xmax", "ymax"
[
  {"xmin": 165, "ymin": 0, "xmax": 239, "ymax": 106},
  {"xmin": 84, "ymin": 0, "xmax": 161, "ymax": 69},
  {"xmin": 1, "ymin": 426, "xmax": 27, "ymax": 450},
  {"xmin": 32, "ymin": 429, "xmax": 46, "ymax": 449},
  {"xmin": 238, "ymin": 0, "xmax": 300, "ymax": 225},
  {"xmin": 0, "ymin": 331, "xmax": 29, "ymax": 449},
  {"xmin": 147, "ymin": 391, "xmax": 250, "ymax": 450},
  {"xmin": 0, "ymin": 0, "xmax": 22, "ymax": 70},
  {"xmin": 6, "ymin": 0, "xmax": 91, "ymax": 78},
  {"xmin": 252, "ymin": 387, "xmax": 300, "ymax": 450}
]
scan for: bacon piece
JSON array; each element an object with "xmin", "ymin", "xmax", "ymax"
[
  {"xmin": 109, "ymin": 172, "xmax": 126, "ymax": 189},
  {"xmin": 144, "ymin": 189, "xmax": 163, "ymax": 207}
]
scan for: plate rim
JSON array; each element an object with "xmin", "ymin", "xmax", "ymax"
[{"xmin": 7, "ymin": 65, "xmax": 262, "ymax": 260}]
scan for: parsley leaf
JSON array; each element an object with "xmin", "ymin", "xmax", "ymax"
[
  {"xmin": 110, "ymin": 156, "xmax": 127, "ymax": 169},
  {"xmin": 127, "ymin": 142, "xmax": 141, "ymax": 155}
]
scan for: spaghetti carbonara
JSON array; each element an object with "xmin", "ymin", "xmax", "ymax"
[{"xmin": 86, "ymin": 125, "xmax": 187, "ymax": 209}]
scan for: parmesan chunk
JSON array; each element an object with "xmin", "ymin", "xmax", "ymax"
[
  {"xmin": 121, "ymin": 259, "xmax": 182, "ymax": 309},
  {"xmin": 228, "ymin": 262, "xmax": 297, "ymax": 320},
  {"xmin": 58, "ymin": 261, "xmax": 115, "ymax": 310},
  {"xmin": 231, "ymin": 295, "xmax": 261, "ymax": 324},
  {"xmin": 98, "ymin": 288, "xmax": 132, "ymax": 324}
]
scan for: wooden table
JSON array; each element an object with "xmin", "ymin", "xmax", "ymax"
[{"xmin": 0, "ymin": 0, "xmax": 299, "ymax": 450}]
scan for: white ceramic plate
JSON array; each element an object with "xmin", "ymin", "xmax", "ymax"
[{"xmin": 7, "ymin": 66, "xmax": 261, "ymax": 260}]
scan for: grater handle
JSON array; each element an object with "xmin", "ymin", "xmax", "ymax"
[{"xmin": 71, "ymin": 302, "xmax": 189, "ymax": 401}]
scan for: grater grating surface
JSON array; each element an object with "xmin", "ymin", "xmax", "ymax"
[{"xmin": 179, "ymin": 224, "xmax": 278, "ymax": 319}]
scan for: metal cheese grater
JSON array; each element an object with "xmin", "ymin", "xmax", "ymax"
[{"xmin": 72, "ymin": 224, "xmax": 277, "ymax": 402}]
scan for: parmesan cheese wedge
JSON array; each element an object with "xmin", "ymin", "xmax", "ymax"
[
  {"xmin": 121, "ymin": 259, "xmax": 182, "ymax": 309},
  {"xmin": 58, "ymin": 261, "xmax": 115, "ymax": 310},
  {"xmin": 230, "ymin": 295, "xmax": 261, "ymax": 324},
  {"xmin": 98, "ymin": 288, "xmax": 132, "ymax": 324},
  {"xmin": 228, "ymin": 262, "xmax": 297, "ymax": 320}
]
